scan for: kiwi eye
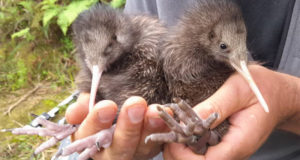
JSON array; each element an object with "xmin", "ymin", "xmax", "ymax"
[{"xmin": 220, "ymin": 43, "xmax": 227, "ymax": 50}]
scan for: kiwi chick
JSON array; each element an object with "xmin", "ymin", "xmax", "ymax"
[
  {"xmin": 146, "ymin": 0, "xmax": 268, "ymax": 154},
  {"xmin": 59, "ymin": 4, "xmax": 171, "ymax": 159},
  {"xmin": 73, "ymin": 4, "xmax": 170, "ymax": 109}
]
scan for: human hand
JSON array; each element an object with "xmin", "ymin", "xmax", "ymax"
[
  {"xmin": 164, "ymin": 65, "xmax": 300, "ymax": 160},
  {"xmin": 65, "ymin": 94, "xmax": 169, "ymax": 160}
]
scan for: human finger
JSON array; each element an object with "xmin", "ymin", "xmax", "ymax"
[
  {"xmin": 65, "ymin": 93, "xmax": 90, "ymax": 124},
  {"xmin": 163, "ymin": 143, "xmax": 204, "ymax": 160},
  {"xmin": 95, "ymin": 96, "xmax": 147, "ymax": 160},
  {"xmin": 194, "ymin": 65, "xmax": 269, "ymax": 128},
  {"xmin": 133, "ymin": 104, "xmax": 171, "ymax": 159},
  {"xmin": 204, "ymin": 103, "xmax": 275, "ymax": 159},
  {"xmin": 72, "ymin": 100, "xmax": 118, "ymax": 140}
]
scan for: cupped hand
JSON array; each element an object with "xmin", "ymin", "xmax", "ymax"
[
  {"xmin": 164, "ymin": 65, "xmax": 300, "ymax": 160},
  {"xmin": 65, "ymin": 94, "xmax": 169, "ymax": 160}
]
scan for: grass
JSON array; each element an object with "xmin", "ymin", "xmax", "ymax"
[
  {"xmin": 0, "ymin": 34, "xmax": 77, "ymax": 92},
  {"xmin": 0, "ymin": 33, "xmax": 77, "ymax": 160}
]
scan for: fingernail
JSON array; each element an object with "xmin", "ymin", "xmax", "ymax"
[
  {"xmin": 147, "ymin": 105, "xmax": 166, "ymax": 128},
  {"xmin": 98, "ymin": 106, "xmax": 115, "ymax": 123},
  {"xmin": 148, "ymin": 118, "xmax": 165, "ymax": 128},
  {"xmin": 128, "ymin": 106, "xmax": 145, "ymax": 124}
]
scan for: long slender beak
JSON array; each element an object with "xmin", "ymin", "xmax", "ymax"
[
  {"xmin": 89, "ymin": 65, "xmax": 103, "ymax": 112},
  {"xmin": 230, "ymin": 60, "xmax": 269, "ymax": 113}
]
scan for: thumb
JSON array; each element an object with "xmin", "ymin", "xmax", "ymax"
[{"xmin": 194, "ymin": 72, "xmax": 257, "ymax": 128}]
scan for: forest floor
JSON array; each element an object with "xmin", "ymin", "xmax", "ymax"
[
  {"xmin": 0, "ymin": 83, "xmax": 75, "ymax": 160},
  {"xmin": 0, "ymin": 35, "xmax": 77, "ymax": 159}
]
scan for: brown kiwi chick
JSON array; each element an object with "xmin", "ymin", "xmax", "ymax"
[
  {"xmin": 146, "ymin": 0, "xmax": 269, "ymax": 154},
  {"xmin": 74, "ymin": 4, "xmax": 170, "ymax": 109},
  {"xmin": 54, "ymin": 4, "xmax": 172, "ymax": 159},
  {"xmin": 62, "ymin": 3, "xmax": 171, "ymax": 159}
]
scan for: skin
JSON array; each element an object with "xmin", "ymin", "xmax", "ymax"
[
  {"xmin": 66, "ymin": 65, "xmax": 300, "ymax": 160},
  {"xmin": 66, "ymin": 95, "xmax": 171, "ymax": 160},
  {"xmin": 163, "ymin": 65, "xmax": 300, "ymax": 160}
]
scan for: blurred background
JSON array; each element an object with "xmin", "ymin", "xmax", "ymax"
[{"xmin": 0, "ymin": 0, "xmax": 125, "ymax": 159}]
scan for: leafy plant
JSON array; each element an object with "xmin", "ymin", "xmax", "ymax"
[
  {"xmin": 1, "ymin": 0, "xmax": 126, "ymax": 42},
  {"xmin": 42, "ymin": 0, "xmax": 99, "ymax": 35},
  {"xmin": 0, "ymin": 0, "xmax": 40, "ymax": 42}
]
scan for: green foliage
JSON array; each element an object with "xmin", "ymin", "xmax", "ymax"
[
  {"xmin": 110, "ymin": 0, "xmax": 126, "ymax": 8},
  {"xmin": 43, "ymin": 0, "xmax": 98, "ymax": 35},
  {"xmin": 0, "ymin": 0, "xmax": 99, "ymax": 42},
  {"xmin": 0, "ymin": 0, "xmax": 39, "ymax": 42},
  {"xmin": 11, "ymin": 27, "xmax": 35, "ymax": 41},
  {"xmin": 0, "ymin": 0, "xmax": 127, "ymax": 92},
  {"xmin": 1, "ymin": 0, "xmax": 126, "ymax": 42},
  {"xmin": 0, "ymin": 134, "xmax": 43, "ymax": 159},
  {"xmin": 18, "ymin": 1, "xmax": 34, "ymax": 13},
  {"xmin": 0, "ymin": 41, "xmax": 78, "ymax": 91},
  {"xmin": 6, "ymin": 60, "xmax": 28, "ymax": 90},
  {"xmin": 57, "ymin": 0, "xmax": 99, "ymax": 35},
  {"xmin": 60, "ymin": 36, "xmax": 74, "ymax": 53},
  {"xmin": 11, "ymin": 27, "xmax": 30, "ymax": 39},
  {"xmin": 41, "ymin": 0, "xmax": 126, "ymax": 35},
  {"xmin": 42, "ymin": 5, "xmax": 61, "ymax": 27}
]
